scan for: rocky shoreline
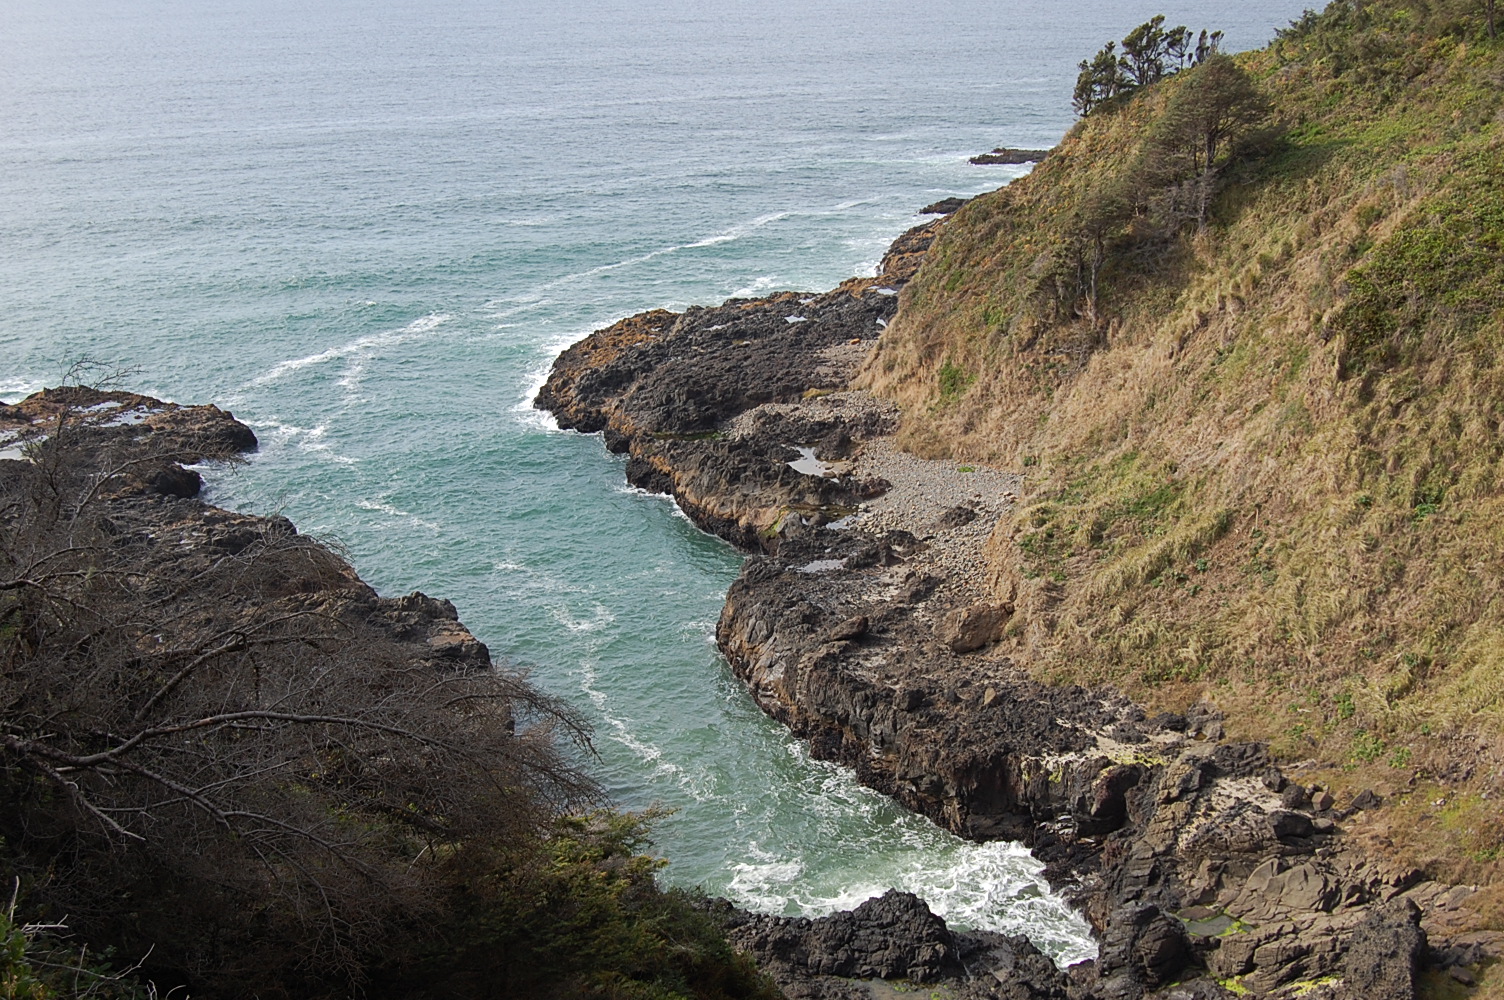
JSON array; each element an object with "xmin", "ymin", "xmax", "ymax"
[
  {"xmin": 536, "ymin": 218, "xmax": 1490, "ymax": 999},
  {"xmin": 0, "ymin": 387, "xmax": 495, "ymax": 714}
]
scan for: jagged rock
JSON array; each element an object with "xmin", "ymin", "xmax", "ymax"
[
  {"xmin": 827, "ymin": 615, "xmax": 869, "ymax": 642},
  {"xmin": 1186, "ymin": 702, "xmax": 1225, "ymax": 740},
  {"xmin": 1150, "ymin": 712, "xmax": 1188, "ymax": 733},
  {"xmin": 1350, "ymin": 789, "xmax": 1383, "ymax": 811},
  {"xmin": 960, "ymin": 931, "xmax": 1074, "ymax": 1000},
  {"xmin": 0, "ymin": 387, "xmax": 259, "ymax": 502},
  {"xmin": 1340, "ymin": 899, "xmax": 1426, "ymax": 1000},
  {"xmin": 921, "ymin": 196, "xmax": 969, "ymax": 214},
  {"xmin": 1281, "ymin": 784, "xmax": 1312, "ymax": 809},
  {"xmin": 725, "ymin": 890, "xmax": 963, "ymax": 983},
  {"xmin": 1091, "ymin": 903, "xmax": 1190, "ymax": 996},
  {"xmin": 937, "ymin": 602, "xmax": 1012, "ymax": 653},
  {"xmin": 969, "ymin": 147, "xmax": 1052, "ymax": 165},
  {"xmin": 1270, "ymin": 809, "xmax": 1316, "ymax": 841}
]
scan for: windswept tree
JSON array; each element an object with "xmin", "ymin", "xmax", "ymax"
[
  {"xmin": 1073, "ymin": 16, "xmax": 1225, "ymax": 117},
  {"xmin": 1122, "ymin": 16, "xmax": 1184, "ymax": 86},
  {"xmin": 1073, "ymin": 41, "xmax": 1125, "ymax": 116},
  {"xmin": 1146, "ymin": 54, "xmax": 1270, "ymax": 224},
  {"xmin": 1065, "ymin": 179, "xmax": 1138, "ymax": 329}
]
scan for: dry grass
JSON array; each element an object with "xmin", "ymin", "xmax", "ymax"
[{"xmin": 860, "ymin": 0, "xmax": 1504, "ymax": 885}]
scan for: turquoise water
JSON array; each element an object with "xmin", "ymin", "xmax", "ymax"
[{"xmin": 0, "ymin": 0, "xmax": 1316, "ymax": 964}]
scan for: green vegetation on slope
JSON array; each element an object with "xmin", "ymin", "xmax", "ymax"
[{"xmin": 862, "ymin": 0, "xmax": 1504, "ymax": 891}]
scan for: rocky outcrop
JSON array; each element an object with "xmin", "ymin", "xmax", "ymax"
[
  {"xmin": 969, "ymin": 147, "xmax": 1052, "ymax": 165},
  {"xmin": 719, "ymin": 890, "xmax": 1076, "ymax": 1000},
  {"xmin": 534, "ymin": 220, "xmax": 1474, "ymax": 999},
  {"xmin": 921, "ymin": 196, "xmax": 970, "ymax": 215},
  {"xmin": 0, "ymin": 387, "xmax": 492, "ymax": 674},
  {"xmin": 536, "ymin": 220, "xmax": 942, "ymax": 549}
]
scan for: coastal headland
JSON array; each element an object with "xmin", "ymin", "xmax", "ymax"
[{"xmin": 536, "ymin": 217, "xmax": 1490, "ymax": 999}]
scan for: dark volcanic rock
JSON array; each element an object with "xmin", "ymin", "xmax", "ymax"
[
  {"xmin": 0, "ymin": 388, "xmax": 490, "ymax": 677},
  {"xmin": 921, "ymin": 196, "xmax": 969, "ymax": 215},
  {"xmin": 1340, "ymin": 899, "xmax": 1426, "ymax": 1000},
  {"xmin": 535, "ymin": 220, "xmax": 941, "ymax": 549},
  {"xmin": 726, "ymin": 890, "xmax": 963, "ymax": 984},
  {"xmin": 0, "ymin": 386, "xmax": 258, "ymax": 500},
  {"xmin": 533, "ymin": 219, "xmax": 1468, "ymax": 1000},
  {"xmin": 1088, "ymin": 903, "xmax": 1191, "ymax": 997},
  {"xmin": 969, "ymin": 147, "xmax": 1052, "ymax": 165}
]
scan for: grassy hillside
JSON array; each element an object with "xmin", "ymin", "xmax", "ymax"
[{"xmin": 861, "ymin": 0, "xmax": 1504, "ymax": 888}]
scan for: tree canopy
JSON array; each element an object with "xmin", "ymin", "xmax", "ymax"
[{"xmin": 1073, "ymin": 16, "xmax": 1226, "ymax": 116}]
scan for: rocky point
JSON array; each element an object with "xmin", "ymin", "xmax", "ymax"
[{"xmin": 536, "ymin": 216, "xmax": 1488, "ymax": 999}]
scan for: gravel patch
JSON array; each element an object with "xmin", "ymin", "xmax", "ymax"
[{"xmin": 847, "ymin": 437, "xmax": 1021, "ymax": 599}]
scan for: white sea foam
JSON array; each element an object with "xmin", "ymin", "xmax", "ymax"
[
  {"xmin": 357, "ymin": 498, "xmax": 410, "ymax": 517},
  {"xmin": 618, "ymin": 484, "xmax": 696, "ymax": 522},
  {"xmin": 727, "ymin": 853, "xmax": 807, "ymax": 910},
  {"xmin": 510, "ymin": 325, "xmax": 628, "ymax": 433},
  {"xmin": 248, "ymin": 313, "xmax": 451, "ymax": 388},
  {"xmin": 481, "ymin": 210, "xmax": 794, "ymax": 316},
  {"xmin": 731, "ymin": 275, "xmax": 779, "ymax": 298},
  {"xmin": 0, "ymin": 379, "xmax": 45, "ymax": 399},
  {"xmin": 551, "ymin": 603, "xmax": 616, "ymax": 633},
  {"xmin": 703, "ymin": 742, "xmax": 1100, "ymax": 964}
]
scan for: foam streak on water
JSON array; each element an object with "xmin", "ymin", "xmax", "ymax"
[{"xmin": 0, "ymin": 0, "xmax": 1320, "ymax": 966}]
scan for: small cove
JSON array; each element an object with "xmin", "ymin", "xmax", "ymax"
[{"xmin": 1, "ymin": 0, "xmax": 1318, "ymax": 967}]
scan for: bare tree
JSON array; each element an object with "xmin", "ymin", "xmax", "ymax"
[{"xmin": 1, "ymin": 388, "xmax": 597, "ymax": 995}]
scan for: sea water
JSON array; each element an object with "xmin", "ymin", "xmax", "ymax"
[{"xmin": 0, "ymin": 0, "xmax": 1317, "ymax": 965}]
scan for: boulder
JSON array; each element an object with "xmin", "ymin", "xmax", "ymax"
[
  {"xmin": 1340, "ymin": 898, "xmax": 1426, "ymax": 1000},
  {"xmin": 725, "ymin": 890, "xmax": 963, "ymax": 983},
  {"xmin": 826, "ymin": 615, "xmax": 869, "ymax": 642},
  {"xmin": 937, "ymin": 602, "xmax": 1011, "ymax": 653}
]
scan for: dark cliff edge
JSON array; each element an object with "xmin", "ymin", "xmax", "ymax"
[{"xmin": 535, "ymin": 219, "xmax": 1484, "ymax": 1000}]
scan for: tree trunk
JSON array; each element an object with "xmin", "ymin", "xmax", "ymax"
[
  {"xmin": 1088, "ymin": 232, "xmax": 1105, "ymax": 328},
  {"xmin": 1489, "ymin": 0, "xmax": 1497, "ymax": 40}
]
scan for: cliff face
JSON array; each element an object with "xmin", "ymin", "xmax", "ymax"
[{"xmin": 859, "ymin": 1, "xmax": 1504, "ymax": 894}]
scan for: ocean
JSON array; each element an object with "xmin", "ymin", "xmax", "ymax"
[{"xmin": 0, "ymin": 0, "xmax": 1317, "ymax": 964}]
